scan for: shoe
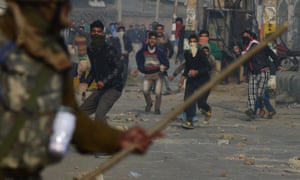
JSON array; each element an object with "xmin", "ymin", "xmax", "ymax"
[
  {"xmin": 203, "ymin": 110, "xmax": 212, "ymax": 122},
  {"xmin": 162, "ymin": 91, "xmax": 171, "ymax": 95},
  {"xmin": 145, "ymin": 103, "xmax": 153, "ymax": 112},
  {"xmin": 267, "ymin": 112, "xmax": 276, "ymax": 119},
  {"xmin": 245, "ymin": 109, "xmax": 255, "ymax": 121},
  {"xmin": 258, "ymin": 109, "xmax": 266, "ymax": 118},
  {"xmin": 154, "ymin": 109, "xmax": 161, "ymax": 114},
  {"xmin": 181, "ymin": 121, "xmax": 194, "ymax": 129}
]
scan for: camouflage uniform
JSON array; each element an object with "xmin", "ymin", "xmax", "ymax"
[{"xmin": 0, "ymin": 34, "xmax": 62, "ymax": 172}]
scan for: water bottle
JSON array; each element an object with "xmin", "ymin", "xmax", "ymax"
[{"xmin": 48, "ymin": 106, "xmax": 76, "ymax": 158}]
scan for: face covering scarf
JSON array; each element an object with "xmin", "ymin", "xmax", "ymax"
[{"xmin": 90, "ymin": 34, "xmax": 105, "ymax": 50}]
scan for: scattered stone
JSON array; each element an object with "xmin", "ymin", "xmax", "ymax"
[
  {"xmin": 288, "ymin": 157, "xmax": 300, "ymax": 170},
  {"xmin": 135, "ymin": 113, "xmax": 141, "ymax": 118},
  {"xmin": 126, "ymin": 117, "xmax": 134, "ymax": 122},
  {"xmin": 128, "ymin": 171, "xmax": 142, "ymax": 178},
  {"xmin": 238, "ymin": 154, "xmax": 246, "ymax": 160},
  {"xmin": 244, "ymin": 157, "xmax": 255, "ymax": 165},
  {"xmin": 237, "ymin": 137, "xmax": 247, "ymax": 147},
  {"xmin": 220, "ymin": 171, "xmax": 227, "ymax": 177},
  {"xmin": 217, "ymin": 139, "xmax": 229, "ymax": 145},
  {"xmin": 219, "ymin": 134, "xmax": 234, "ymax": 140}
]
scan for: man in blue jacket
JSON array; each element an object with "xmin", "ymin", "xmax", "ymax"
[{"xmin": 136, "ymin": 31, "xmax": 169, "ymax": 114}]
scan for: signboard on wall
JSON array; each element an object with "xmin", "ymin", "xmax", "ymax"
[
  {"xmin": 263, "ymin": 1, "xmax": 277, "ymax": 38},
  {"xmin": 184, "ymin": 0, "xmax": 197, "ymax": 50}
]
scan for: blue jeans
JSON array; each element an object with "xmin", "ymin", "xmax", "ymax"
[{"xmin": 254, "ymin": 88, "xmax": 275, "ymax": 113}]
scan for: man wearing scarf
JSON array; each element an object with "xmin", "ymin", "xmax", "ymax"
[
  {"xmin": 241, "ymin": 30, "xmax": 280, "ymax": 121},
  {"xmin": 80, "ymin": 20, "xmax": 124, "ymax": 124},
  {"xmin": 178, "ymin": 34, "xmax": 212, "ymax": 129}
]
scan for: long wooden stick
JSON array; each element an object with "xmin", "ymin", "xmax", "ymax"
[{"xmin": 73, "ymin": 22, "xmax": 289, "ymax": 180}]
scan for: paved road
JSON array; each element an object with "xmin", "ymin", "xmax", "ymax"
[{"xmin": 42, "ymin": 69, "xmax": 300, "ymax": 180}]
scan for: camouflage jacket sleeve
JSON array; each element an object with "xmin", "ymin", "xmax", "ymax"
[{"xmin": 62, "ymin": 70, "xmax": 122, "ymax": 153}]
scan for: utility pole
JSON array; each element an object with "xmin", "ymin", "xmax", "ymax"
[
  {"xmin": 262, "ymin": 0, "xmax": 277, "ymax": 39},
  {"xmin": 155, "ymin": 0, "xmax": 160, "ymax": 21},
  {"xmin": 183, "ymin": 0, "xmax": 197, "ymax": 50},
  {"xmin": 117, "ymin": 0, "xmax": 122, "ymax": 22},
  {"xmin": 173, "ymin": 0, "xmax": 178, "ymax": 20},
  {"xmin": 185, "ymin": 0, "xmax": 197, "ymax": 31},
  {"xmin": 170, "ymin": 0, "xmax": 178, "ymax": 41}
]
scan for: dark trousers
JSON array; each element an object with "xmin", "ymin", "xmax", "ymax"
[
  {"xmin": 80, "ymin": 88, "xmax": 122, "ymax": 121},
  {"xmin": 0, "ymin": 167, "xmax": 43, "ymax": 180},
  {"xmin": 121, "ymin": 55, "xmax": 129, "ymax": 86},
  {"xmin": 184, "ymin": 80, "xmax": 210, "ymax": 120}
]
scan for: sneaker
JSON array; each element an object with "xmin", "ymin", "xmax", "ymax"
[
  {"xmin": 181, "ymin": 121, "xmax": 194, "ymax": 129},
  {"xmin": 162, "ymin": 91, "xmax": 170, "ymax": 95},
  {"xmin": 145, "ymin": 103, "xmax": 153, "ymax": 112},
  {"xmin": 154, "ymin": 109, "xmax": 161, "ymax": 114},
  {"xmin": 267, "ymin": 112, "xmax": 276, "ymax": 119},
  {"xmin": 258, "ymin": 109, "xmax": 266, "ymax": 118},
  {"xmin": 244, "ymin": 109, "xmax": 255, "ymax": 121},
  {"xmin": 203, "ymin": 110, "xmax": 212, "ymax": 122},
  {"xmin": 182, "ymin": 112, "xmax": 198, "ymax": 122}
]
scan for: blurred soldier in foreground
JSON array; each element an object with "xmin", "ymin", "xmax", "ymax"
[{"xmin": 0, "ymin": 0, "xmax": 161, "ymax": 179}]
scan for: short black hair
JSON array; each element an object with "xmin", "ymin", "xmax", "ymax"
[
  {"xmin": 188, "ymin": 34, "xmax": 198, "ymax": 42},
  {"xmin": 155, "ymin": 24, "xmax": 164, "ymax": 30},
  {"xmin": 90, "ymin": 20, "xmax": 104, "ymax": 31},
  {"xmin": 241, "ymin": 29, "xmax": 252, "ymax": 36},
  {"xmin": 175, "ymin": 17, "xmax": 183, "ymax": 23},
  {"xmin": 118, "ymin": 26, "xmax": 125, "ymax": 32},
  {"xmin": 199, "ymin": 30, "xmax": 209, "ymax": 37},
  {"xmin": 148, "ymin": 31, "xmax": 157, "ymax": 38}
]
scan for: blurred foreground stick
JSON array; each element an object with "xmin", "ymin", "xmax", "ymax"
[{"xmin": 73, "ymin": 22, "xmax": 289, "ymax": 180}]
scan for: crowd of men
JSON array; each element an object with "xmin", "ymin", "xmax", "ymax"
[{"xmin": 66, "ymin": 15, "xmax": 284, "ymax": 128}]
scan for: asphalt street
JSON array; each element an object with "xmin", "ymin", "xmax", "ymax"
[{"xmin": 42, "ymin": 60, "xmax": 300, "ymax": 180}]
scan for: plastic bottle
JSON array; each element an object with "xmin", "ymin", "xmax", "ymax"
[{"xmin": 48, "ymin": 106, "xmax": 76, "ymax": 158}]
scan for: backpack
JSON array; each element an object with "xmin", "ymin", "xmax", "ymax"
[{"xmin": 0, "ymin": 36, "xmax": 64, "ymax": 171}]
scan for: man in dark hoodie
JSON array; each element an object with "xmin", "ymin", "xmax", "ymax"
[{"xmin": 80, "ymin": 20, "xmax": 124, "ymax": 123}]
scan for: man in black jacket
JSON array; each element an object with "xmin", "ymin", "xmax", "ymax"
[
  {"xmin": 241, "ymin": 30, "xmax": 281, "ymax": 121},
  {"xmin": 80, "ymin": 20, "xmax": 124, "ymax": 123}
]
